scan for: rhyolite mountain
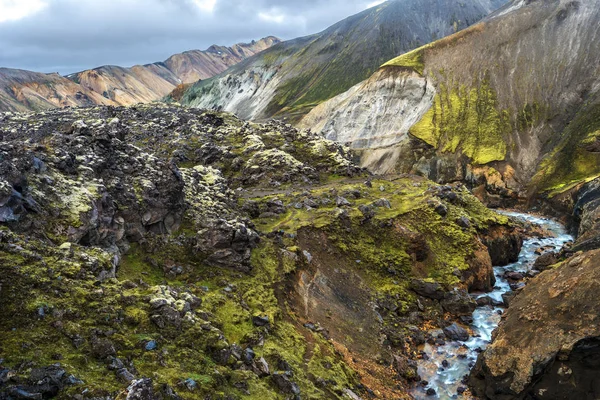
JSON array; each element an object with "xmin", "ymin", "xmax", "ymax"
[
  {"xmin": 302, "ymin": 0, "xmax": 600, "ymax": 204},
  {"xmin": 176, "ymin": 0, "xmax": 508, "ymax": 122},
  {"xmin": 0, "ymin": 37, "xmax": 279, "ymax": 112}
]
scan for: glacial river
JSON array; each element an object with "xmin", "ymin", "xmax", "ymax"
[{"xmin": 410, "ymin": 212, "xmax": 574, "ymax": 399}]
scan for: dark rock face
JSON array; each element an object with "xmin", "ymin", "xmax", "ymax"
[
  {"xmin": 481, "ymin": 225, "xmax": 523, "ymax": 266},
  {"xmin": 469, "ymin": 250, "xmax": 600, "ymax": 399},
  {"xmin": 528, "ymin": 337, "xmax": 600, "ymax": 400},
  {"xmin": 573, "ymin": 177, "xmax": 600, "ymax": 252}
]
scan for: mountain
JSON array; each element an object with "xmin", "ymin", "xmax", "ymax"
[
  {"xmin": 0, "ymin": 37, "xmax": 280, "ymax": 112},
  {"xmin": 302, "ymin": 0, "xmax": 600, "ymax": 201},
  {"xmin": 177, "ymin": 0, "xmax": 508, "ymax": 122},
  {"xmin": 0, "ymin": 68, "xmax": 114, "ymax": 112}
]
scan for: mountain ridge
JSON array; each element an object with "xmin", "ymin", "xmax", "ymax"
[
  {"xmin": 0, "ymin": 36, "xmax": 280, "ymax": 112},
  {"xmin": 177, "ymin": 0, "xmax": 508, "ymax": 122}
]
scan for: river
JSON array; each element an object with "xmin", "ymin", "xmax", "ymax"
[{"xmin": 410, "ymin": 212, "xmax": 574, "ymax": 399}]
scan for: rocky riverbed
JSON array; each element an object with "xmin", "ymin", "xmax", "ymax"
[{"xmin": 411, "ymin": 212, "xmax": 573, "ymax": 399}]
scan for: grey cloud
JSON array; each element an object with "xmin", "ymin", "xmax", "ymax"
[{"xmin": 0, "ymin": 0, "xmax": 380, "ymax": 74}]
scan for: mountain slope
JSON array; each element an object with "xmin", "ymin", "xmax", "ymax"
[
  {"xmin": 178, "ymin": 0, "xmax": 507, "ymax": 122},
  {"xmin": 0, "ymin": 37, "xmax": 279, "ymax": 112},
  {"xmin": 0, "ymin": 68, "xmax": 115, "ymax": 112},
  {"xmin": 302, "ymin": 0, "xmax": 600, "ymax": 198}
]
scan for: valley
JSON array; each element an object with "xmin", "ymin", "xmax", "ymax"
[{"xmin": 2, "ymin": 0, "xmax": 600, "ymax": 399}]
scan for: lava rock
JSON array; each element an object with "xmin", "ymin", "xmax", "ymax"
[
  {"xmin": 125, "ymin": 378, "xmax": 154, "ymax": 400},
  {"xmin": 410, "ymin": 279, "xmax": 445, "ymax": 300},
  {"xmin": 271, "ymin": 372, "xmax": 300, "ymax": 395},
  {"xmin": 252, "ymin": 314, "xmax": 270, "ymax": 327}
]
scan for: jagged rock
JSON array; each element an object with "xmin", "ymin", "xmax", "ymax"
[
  {"xmin": 481, "ymin": 225, "xmax": 523, "ymax": 266},
  {"xmin": 443, "ymin": 323, "xmax": 469, "ymax": 341},
  {"xmin": 470, "ymin": 250, "xmax": 600, "ymax": 399},
  {"xmin": 410, "ymin": 279, "xmax": 445, "ymax": 300},
  {"xmin": 253, "ymin": 357, "xmax": 270, "ymax": 377},
  {"xmin": 271, "ymin": 372, "xmax": 300, "ymax": 395},
  {"xmin": 440, "ymin": 290, "xmax": 477, "ymax": 316},
  {"xmin": 125, "ymin": 378, "xmax": 154, "ymax": 400}
]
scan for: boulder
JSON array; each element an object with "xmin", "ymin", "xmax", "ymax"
[
  {"xmin": 533, "ymin": 251, "xmax": 559, "ymax": 271},
  {"xmin": 440, "ymin": 289, "xmax": 477, "ymax": 316},
  {"xmin": 410, "ymin": 279, "xmax": 445, "ymax": 300},
  {"xmin": 481, "ymin": 225, "xmax": 523, "ymax": 266},
  {"xmin": 443, "ymin": 323, "xmax": 469, "ymax": 341}
]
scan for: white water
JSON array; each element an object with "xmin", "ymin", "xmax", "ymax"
[{"xmin": 410, "ymin": 212, "xmax": 574, "ymax": 399}]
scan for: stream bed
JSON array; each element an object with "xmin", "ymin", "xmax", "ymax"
[{"xmin": 410, "ymin": 212, "xmax": 574, "ymax": 399}]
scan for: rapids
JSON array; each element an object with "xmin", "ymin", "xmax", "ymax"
[{"xmin": 410, "ymin": 212, "xmax": 574, "ymax": 399}]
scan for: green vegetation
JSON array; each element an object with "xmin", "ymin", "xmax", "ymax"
[
  {"xmin": 408, "ymin": 79, "xmax": 509, "ymax": 165},
  {"xmin": 382, "ymin": 47, "xmax": 429, "ymax": 75},
  {"xmin": 534, "ymin": 100, "xmax": 600, "ymax": 195}
]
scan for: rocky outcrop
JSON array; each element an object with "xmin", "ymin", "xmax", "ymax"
[
  {"xmin": 180, "ymin": 0, "xmax": 506, "ymax": 122},
  {"xmin": 481, "ymin": 225, "xmax": 523, "ymax": 266},
  {"xmin": 0, "ymin": 37, "xmax": 280, "ymax": 112},
  {"xmin": 572, "ymin": 177, "xmax": 600, "ymax": 252},
  {"xmin": 469, "ymin": 249, "xmax": 600, "ymax": 399}
]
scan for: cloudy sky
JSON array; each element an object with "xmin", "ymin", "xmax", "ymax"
[{"xmin": 0, "ymin": 0, "xmax": 386, "ymax": 75}]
